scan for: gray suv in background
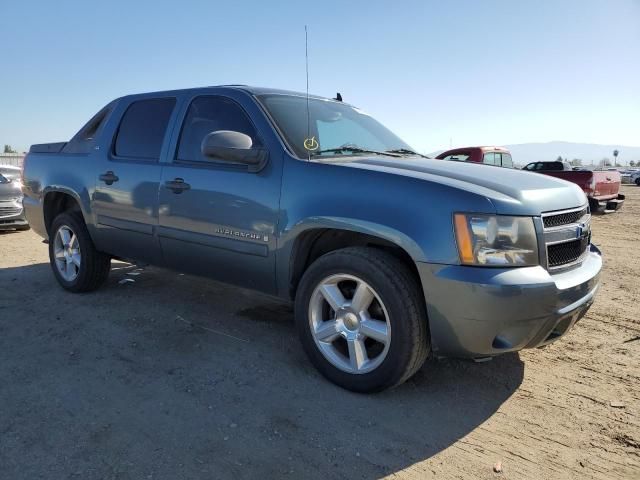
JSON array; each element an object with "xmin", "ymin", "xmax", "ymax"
[
  {"xmin": 0, "ymin": 165, "xmax": 29, "ymax": 231},
  {"xmin": 22, "ymin": 86, "xmax": 602, "ymax": 392}
]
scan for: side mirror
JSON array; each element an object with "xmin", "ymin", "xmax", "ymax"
[{"xmin": 201, "ymin": 130, "xmax": 267, "ymax": 172}]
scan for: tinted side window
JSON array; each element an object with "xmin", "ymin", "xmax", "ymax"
[
  {"xmin": 550, "ymin": 162, "xmax": 565, "ymax": 171},
  {"xmin": 177, "ymin": 96, "xmax": 260, "ymax": 163},
  {"xmin": 114, "ymin": 98, "xmax": 176, "ymax": 160},
  {"xmin": 483, "ymin": 152, "xmax": 497, "ymax": 165},
  {"xmin": 539, "ymin": 162, "xmax": 563, "ymax": 171}
]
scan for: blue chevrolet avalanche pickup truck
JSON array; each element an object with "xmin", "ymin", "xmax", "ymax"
[{"xmin": 22, "ymin": 86, "xmax": 602, "ymax": 392}]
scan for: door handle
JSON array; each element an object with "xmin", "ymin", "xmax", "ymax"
[
  {"xmin": 99, "ymin": 171, "xmax": 119, "ymax": 185},
  {"xmin": 165, "ymin": 178, "xmax": 191, "ymax": 194}
]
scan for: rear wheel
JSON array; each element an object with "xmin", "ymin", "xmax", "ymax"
[
  {"xmin": 49, "ymin": 212, "xmax": 111, "ymax": 292},
  {"xmin": 635, "ymin": 177, "xmax": 640, "ymax": 186},
  {"xmin": 295, "ymin": 247, "xmax": 429, "ymax": 392}
]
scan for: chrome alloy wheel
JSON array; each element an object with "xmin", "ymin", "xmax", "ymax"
[
  {"xmin": 308, "ymin": 274, "xmax": 391, "ymax": 374},
  {"xmin": 53, "ymin": 225, "xmax": 81, "ymax": 282}
]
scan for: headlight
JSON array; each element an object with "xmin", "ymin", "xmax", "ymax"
[{"xmin": 454, "ymin": 213, "xmax": 539, "ymax": 266}]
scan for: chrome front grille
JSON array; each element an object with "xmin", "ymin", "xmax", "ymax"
[
  {"xmin": 541, "ymin": 206, "xmax": 591, "ymax": 270},
  {"xmin": 0, "ymin": 205, "xmax": 22, "ymax": 218},
  {"xmin": 542, "ymin": 206, "xmax": 589, "ymax": 228},
  {"xmin": 547, "ymin": 237, "xmax": 590, "ymax": 268}
]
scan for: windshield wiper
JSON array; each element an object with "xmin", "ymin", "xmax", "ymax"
[
  {"xmin": 311, "ymin": 147, "xmax": 402, "ymax": 157},
  {"xmin": 385, "ymin": 148, "xmax": 429, "ymax": 158}
]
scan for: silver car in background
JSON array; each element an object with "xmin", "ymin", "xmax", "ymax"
[{"xmin": 0, "ymin": 165, "xmax": 29, "ymax": 231}]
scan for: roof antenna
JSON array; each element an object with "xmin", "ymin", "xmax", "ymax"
[
  {"xmin": 334, "ymin": 92, "xmax": 342, "ymax": 102},
  {"xmin": 305, "ymin": 25, "xmax": 311, "ymax": 160}
]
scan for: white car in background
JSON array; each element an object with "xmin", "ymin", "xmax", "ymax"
[
  {"xmin": 620, "ymin": 169, "xmax": 640, "ymax": 185},
  {"xmin": 0, "ymin": 165, "xmax": 29, "ymax": 231}
]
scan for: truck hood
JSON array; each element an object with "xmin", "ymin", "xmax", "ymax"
[
  {"xmin": 0, "ymin": 180, "xmax": 23, "ymax": 201},
  {"xmin": 336, "ymin": 157, "xmax": 587, "ymax": 215}
]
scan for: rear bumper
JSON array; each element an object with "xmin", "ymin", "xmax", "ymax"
[
  {"xmin": 417, "ymin": 245, "xmax": 602, "ymax": 358},
  {"xmin": 590, "ymin": 194, "xmax": 625, "ymax": 213}
]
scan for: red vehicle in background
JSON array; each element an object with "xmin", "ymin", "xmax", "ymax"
[
  {"xmin": 523, "ymin": 161, "xmax": 625, "ymax": 213},
  {"xmin": 436, "ymin": 146, "xmax": 514, "ymax": 168},
  {"xmin": 437, "ymin": 146, "xmax": 624, "ymax": 213}
]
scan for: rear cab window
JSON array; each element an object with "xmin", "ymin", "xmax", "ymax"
[
  {"xmin": 62, "ymin": 104, "xmax": 114, "ymax": 154},
  {"xmin": 113, "ymin": 98, "xmax": 176, "ymax": 160}
]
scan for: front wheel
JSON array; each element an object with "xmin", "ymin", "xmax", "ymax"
[
  {"xmin": 49, "ymin": 212, "xmax": 111, "ymax": 292},
  {"xmin": 635, "ymin": 177, "xmax": 640, "ymax": 186},
  {"xmin": 295, "ymin": 247, "xmax": 430, "ymax": 392}
]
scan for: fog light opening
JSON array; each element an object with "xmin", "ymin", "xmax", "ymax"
[{"xmin": 492, "ymin": 336, "xmax": 513, "ymax": 350}]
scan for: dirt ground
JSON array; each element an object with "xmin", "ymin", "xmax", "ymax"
[{"xmin": 0, "ymin": 186, "xmax": 638, "ymax": 480}]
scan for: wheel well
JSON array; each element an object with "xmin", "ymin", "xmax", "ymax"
[
  {"xmin": 289, "ymin": 228, "xmax": 422, "ymax": 300},
  {"xmin": 43, "ymin": 192, "xmax": 81, "ymax": 235}
]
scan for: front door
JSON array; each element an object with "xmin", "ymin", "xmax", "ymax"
[
  {"xmin": 158, "ymin": 95, "xmax": 281, "ymax": 294},
  {"xmin": 93, "ymin": 96, "xmax": 177, "ymax": 264}
]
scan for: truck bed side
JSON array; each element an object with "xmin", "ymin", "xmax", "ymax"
[{"xmin": 22, "ymin": 149, "xmax": 97, "ymax": 240}]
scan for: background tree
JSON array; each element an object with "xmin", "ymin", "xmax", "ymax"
[
  {"xmin": 630, "ymin": 160, "xmax": 636, "ymax": 167},
  {"xmin": 570, "ymin": 158, "xmax": 582, "ymax": 166},
  {"xmin": 601, "ymin": 158, "xmax": 612, "ymax": 167},
  {"xmin": 3, "ymin": 145, "xmax": 17, "ymax": 153},
  {"xmin": 556, "ymin": 155, "xmax": 563, "ymax": 162}
]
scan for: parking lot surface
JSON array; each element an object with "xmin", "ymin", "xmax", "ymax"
[{"xmin": 1, "ymin": 186, "xmax": 638, "ymax": 479}]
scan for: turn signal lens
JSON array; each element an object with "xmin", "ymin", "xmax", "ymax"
[{"xmin": 454, "ymin": 214, "xmax": 474, "ymax": 263}]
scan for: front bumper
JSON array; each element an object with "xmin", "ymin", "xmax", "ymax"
[
  {"xmin": 417, "ymin": 245, "xmax": 602, "ymax": 358},
  {"xmin": 0, "ymin": 200, "xmax": 29, "ymax": 230}
]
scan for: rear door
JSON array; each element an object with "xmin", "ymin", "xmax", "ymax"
[
  {"xmin": 157, "ymin": 94, "xmax": 282, "ymax": 294},
  {"xmin": 92, "ymin": 96, "xmax": 178, "ymax": 264}
]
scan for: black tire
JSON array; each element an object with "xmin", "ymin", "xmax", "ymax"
[
  {"xmin": 635, "ymin": 177, "xmax": 640, "ymax": 186},
  {"xmin": 295, "ymin": 246, "xmax": 430, "ymax": 393},
  {"xmin": 49, "ymin": 211, "xmax": 111, "ymax": 292}
]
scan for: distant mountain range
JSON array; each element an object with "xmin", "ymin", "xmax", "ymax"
[{"xmin": 430, "ymin": 142, "xmax": 640, "ymax": 166}]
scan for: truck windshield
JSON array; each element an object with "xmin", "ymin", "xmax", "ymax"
[{"xmin": 257, "ymin": 94, "xmax": 413, "ymax": 159}]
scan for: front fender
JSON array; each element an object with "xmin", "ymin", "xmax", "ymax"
[
  {"xmin": 273, "ymin": 155, "xmax": 498, "ymax": 299},
  {"xmin": 275, "ymin": 216, "xmax": 427, "ymax": 299},
  {"xmin": 288, "ymin": 216, "xmax": 426, "ymax": 259}
]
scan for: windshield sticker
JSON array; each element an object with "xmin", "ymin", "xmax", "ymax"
[{"xmin": 303, "ymin": 136, "xmax": 319, "ymax": 151}]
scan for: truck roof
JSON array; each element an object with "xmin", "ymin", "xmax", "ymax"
[
  {"xmin": 438, "ymin": 146, "xmax": 510, "ymax": 156},
  {"xmin": 117, "ymin": 85, "xmax": 345, "ymax": 104}
]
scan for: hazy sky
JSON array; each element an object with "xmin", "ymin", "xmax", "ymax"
[{"xmin": 1, "ymin": 0, "xmax": 638, "ymax": 153}]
